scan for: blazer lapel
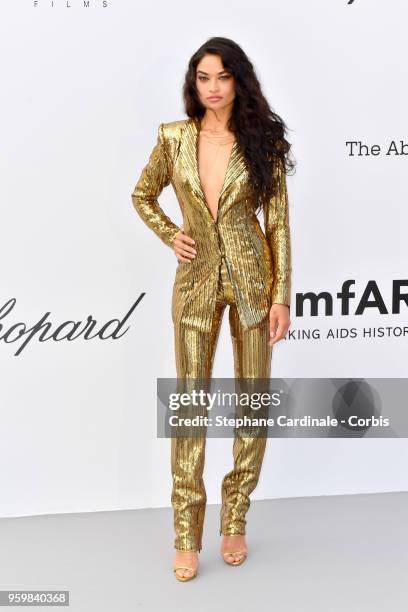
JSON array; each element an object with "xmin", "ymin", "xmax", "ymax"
[{"xmin": 183, "ymin": 117, "xmax": 248, "ymax": 223}]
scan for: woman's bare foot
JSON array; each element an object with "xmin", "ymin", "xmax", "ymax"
[
  {"xmin": 172, "ymin": 549, "xmax": 199, "ymax": 580},
  {"xmin": 220, "ymin": 534, "xmax": 248, "ymax": 565}
]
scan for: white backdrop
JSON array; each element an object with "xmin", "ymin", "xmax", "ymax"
[{"xmin": 0, "ymin": 0, "xmax": 407, "ymax": 518}]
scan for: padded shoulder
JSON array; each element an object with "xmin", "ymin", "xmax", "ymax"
[{"xmin": 161, "ymin": 118, "xmax": 189, "ymax": 141}]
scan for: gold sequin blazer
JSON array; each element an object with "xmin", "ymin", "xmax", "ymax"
[{"xmin": 131, "ymin": 117, "xmax": 292, "ymax": 333}]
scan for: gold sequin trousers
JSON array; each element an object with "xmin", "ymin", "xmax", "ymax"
[{"xmin": 171, "ymin": 257, "xmax": 272, "ymax": 552}]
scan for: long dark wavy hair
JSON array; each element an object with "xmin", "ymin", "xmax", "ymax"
[{"xmin": 183, "ymin": 36, "xmax": 296, "ymax": 214}]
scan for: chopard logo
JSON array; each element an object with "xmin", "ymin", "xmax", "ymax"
[{"xmin": 0, "ymin": 296, "xmax": 145, "ymax": 357}]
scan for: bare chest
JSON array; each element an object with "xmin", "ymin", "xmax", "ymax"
[{"xmin": 197, "ymin": 134, "xmax": 235, "ymax": 222}]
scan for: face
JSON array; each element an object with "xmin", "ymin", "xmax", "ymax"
[{"xmin": 195, "ymin": 53, "xmax": 235, "ymax": 112}]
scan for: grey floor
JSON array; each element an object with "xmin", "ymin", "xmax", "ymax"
[{"xmin": 1, "ymin": 492, "xmax": 407, "ymax": 611}]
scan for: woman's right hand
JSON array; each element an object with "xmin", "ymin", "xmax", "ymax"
[{"xmin": 173, "ymin": 225, "xmax": 197, "ymax": 263}]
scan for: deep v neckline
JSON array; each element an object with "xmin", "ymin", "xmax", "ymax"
[{"xmin": 194, "ymin": 119, "xmax": 237, "ymax": 224}]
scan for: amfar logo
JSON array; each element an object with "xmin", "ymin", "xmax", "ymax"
[{"xmin": 297, "ymin": 280, "xmax": 408, "ymax": 316}]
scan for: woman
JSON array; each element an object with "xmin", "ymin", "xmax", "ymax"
[{"xmin": 131, "ymin": 36, "xmax": 294, "ymax": 581}]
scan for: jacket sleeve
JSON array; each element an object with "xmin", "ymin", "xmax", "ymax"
[
  {"xmin": 131, "ymin": 123, "xmax": 181, "ymax": 248},
  {"xmin": 263, "ymin": 155, "xmax": 292, "ymax": 309}
]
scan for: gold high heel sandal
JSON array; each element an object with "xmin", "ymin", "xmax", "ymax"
[
  {"xmin": 221, "ymin": 536, "xmax": 248, "ymax": 566},
  {"xmin": 222, "ymin": 549, "xmax": 248, "ymax": 566},
  {"xmin": 173, "ymin": 565, "xmax": 198, "ymax": 581},
  {"xmin": 173, "ymin": 550, "xmax": 199, "ymax": 582}
]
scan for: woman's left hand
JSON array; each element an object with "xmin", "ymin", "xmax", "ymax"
[{"xmin": 268, "ymin": 304, "xmax": 291, "ymax": 346}]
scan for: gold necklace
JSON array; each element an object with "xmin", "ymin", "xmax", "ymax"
[
  {"xmin": 200, "ymin": 135, "xmax": 235, "ymax": 146},
  {"xmin": 199, "ymin": 121, "xmax": 235, "ymax": 144},
  {"xmin": 198, "ymin": 133, "xmax": 236, "ymax": 210}
]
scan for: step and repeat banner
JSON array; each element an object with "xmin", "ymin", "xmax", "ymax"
[{"xmin": 1, "ymin": 0, "xmax": 407, "ymax": 518}]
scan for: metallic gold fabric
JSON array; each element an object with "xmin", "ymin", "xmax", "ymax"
[
  {"xmin": 171, "ymin": 259, "xmax": 272, "ymax": 552},
  {"xmin": 131, "ymin": 118, "xmax": 292, "ymax": 333},
  {"xmin": 131, "ymin": 118, "xmax": 292, "ymax": 552}
]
